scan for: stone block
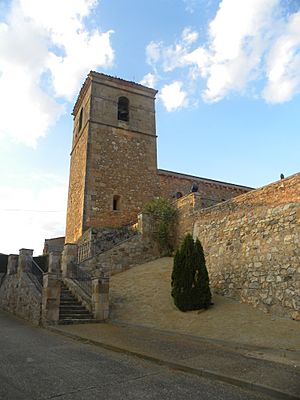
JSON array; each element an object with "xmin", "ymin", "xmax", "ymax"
[{"xmin": 7, "ymin": 255, "xmax": 18, "ymax": 275}]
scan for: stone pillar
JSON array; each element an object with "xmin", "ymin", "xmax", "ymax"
[
  {"xmin": 92, "ymin": 270, "xmax": 109, "ymax": 321},
  {"xmin": 61, "ymin": 243, "xmax": 78, "ymax": 278},
  {"xmin": 48, "ymin": 251, "xmax": 61, "ymax": 274},
  {"xmin": 7, "ymin": 254, "xmax": 18, "ymax": 275},
  {"xmin": 42, "ymin": 273, "xmax": 61, "ymax": 325},
  {"xmin": 137, "ymin": 212, "xmax": 155, "ymax": 238},
  {"xmin": 18, "ymin": 249, "xmax": 33, "ymax": 274}
]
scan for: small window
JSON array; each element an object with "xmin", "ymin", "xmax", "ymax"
[
  {"xmin": 113, "ymin": 195, "xmax": 121, "ymax": 211},
  {"xmin": 78, "ymin": 108, "xmax": 83, "ymax": 131},
  {"xmin": 118, "ymin": 97, "xmax": 129, "ymax": 121}
]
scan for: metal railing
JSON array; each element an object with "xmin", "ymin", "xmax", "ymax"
[
  {"xmin": 72, "ymin": 264, "xmax": 92, "ymax": 297},
  {"xmin": 77, "ymin": 224, "xmax": 139, "ymax": 264},
  {"xmin": 77, "ymin": 241, "xmax": 93, "ymax": 264},
  {"xmin": 30, "ymin": 259, "xmax": 44, "ymax": 290}
]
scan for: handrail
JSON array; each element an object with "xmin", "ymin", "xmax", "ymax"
[
  {"xmin": 32, "ymin": 259, "xmax": 44, "ymax": 274},
  {"xmin": 72, "ymin": 264, "xmax": 92, "ymax": 297},
  {"xmin": 27, "ymin": 272, "xmax": 42, "ymax": 293},
  {"xmin": 31, "ymin": 259, "xmax": 44, "ymax": 287},
  {"xmin": 77, "ymin": 223, "xmax": 138, "ymax": 263},
  {"xmin": 79, "ymin": 233, "xmax": 140, "ymax": 265}
]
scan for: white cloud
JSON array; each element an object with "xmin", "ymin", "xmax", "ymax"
[
  {"xmin": 263, "ymin": 10, "xmax": 300, "ymax": 103},
  {"xmin": 160, "ymin": 81, "xmax": 187, "ymax": 111},
  {"xmin": 183, "ymin": 0, "xmax": 198, "ymax": 14},
  {"xmin": 146, "ymin": 28, "xmax": 200, "ymax": 73},
  {"xmin": 203, "ymin": 0, "xmax": 278, "ymax": 101},
  {"xmin": 140, "ymin": 73, "xmax": 157, "ymax": 88},
  {"xmin": 146, "ymin": 41, "xmax": 162, "ymax": 68},
  {"xmin": 0, "ymin": 174, "xmax": 67, "ymax": 255},
  {"xmin": 0, "ymin": 0, "xmax": 114, "ymax": 147},
  {"xmin": 182, "ymin": 27, "xmax": 199, "ymax": 45},
  {"xmin": 146, "ymin": 0, "xmax": 300, "ymax": 105}
]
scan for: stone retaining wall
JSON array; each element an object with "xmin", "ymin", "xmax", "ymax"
[
  {"xmin": 77, "ymin": 226, "xmax": 138, "ymax": 262},
  {"xmin": 186, "ymin": 173, "xmax": 300, "ymax": 320},
  {"xmin": 0, "ymin": 272, "xmax": 42, "ymax": 325},
  {"xmin": 80, "ymin": 234, "xmax": 160, "ymax": 275}
]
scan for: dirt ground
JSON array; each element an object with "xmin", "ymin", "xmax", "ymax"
[{"xmin": 110, "ymin": 257, "xmax": 300, "ymax": 352}]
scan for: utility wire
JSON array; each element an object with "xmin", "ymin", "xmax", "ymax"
[{"xmin": 1, "ymin": 209, "xmax": 65, "ymax": 213}]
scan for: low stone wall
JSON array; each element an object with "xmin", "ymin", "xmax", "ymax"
[
  {"xmin": 77, "ymin": 226, "xmax": 138, "ymax": 262},
  {"xmin": 175, "ymin": 192, "xmax": 202, "ymax": 244},
  {"xmin": 81, "ymin": 234, "xmax": 160, "ymax": 275},
  {"xmin": 0, "ymin": 272, "xmax": 42, "ymax": 325},
  {"xmin": 189, "ymin": 173, "xmax": 300, "ymax": 320}
]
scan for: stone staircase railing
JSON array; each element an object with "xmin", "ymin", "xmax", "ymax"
[
  {"xmin": 77, "ymin": 225, "xmax": 138, "ymax": 264},
  {"xmin": 0, "ymin": 247, "xmax": 110, "ymax": 326}
]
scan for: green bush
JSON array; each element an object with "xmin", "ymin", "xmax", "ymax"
[
  {"xmin": 171, "ymin": 234, "xmax": 211, "ymax": 311},
  {"xmin": 144, "ymin": 197, "xmax": 177, "ymax": 255}
]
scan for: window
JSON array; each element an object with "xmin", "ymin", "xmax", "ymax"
[
  {"xmin": 78, "ymin": 108, "xmax": 83, "ymax": 131},
  {"xmin": 118, "ymin": 97, "xmax": 129, "ymax": 121},
  {"xmin": 113, "ymin": 195, "xmax": 121, "ymax": 211}
]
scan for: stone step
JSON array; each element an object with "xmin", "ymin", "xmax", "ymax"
[
  {"xmin": 58, "ymin": 319, "xmax": 97, "ymax": 325},
  {"xmin": 59, "ymin": 308, "xmax": 91, "ymax": 314},
  {"xmin": 60, "ymin": 300, "xmax": 82, "ymax": 305},
  {"xmin": 59, "ymin": 309, "xmax": 90, "ymax": 315},
  {"xmin": 59, "ymin": 313, "xmax": 93, "ymax": 319},
  {"xmin": 59, "ymin": 282, "xmax": 94, "ymax": 323},
  {"xmin": 59, "ymin": 305, "xmax": 88, "ymax": 310}
]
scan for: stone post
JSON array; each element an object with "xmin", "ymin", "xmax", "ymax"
[
  {"xmin": 137, "ymin": 212, "xmax": 155, "ymax": 239},
  {"xmin": 42, "ymin": 273, "xmax": 61, "ymax": 325},
  {"xmin": 92, "ymin": 270, "xmax": 109, "ymax": 321},
  {"xmin": 48, "ymin": 251, "xmax": 61, "ymax": 274},
  {"xmin": 18, "ymin": 249, "xmax": 33, "ymax": 274},
  {"xmin": 7, "ymin": 254, "xmax": 18, "ymax": 275},
  {"xmin": 61, "ymin": 243, "xmax": 78, "ymax": 278}
]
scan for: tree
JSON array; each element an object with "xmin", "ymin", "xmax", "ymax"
[{"xmin": 171, "ymin": 234, "xmax": 211, "ymax": 311}]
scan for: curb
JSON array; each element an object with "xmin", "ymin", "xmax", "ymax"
[{"xmin": 47, "ymin": 326, "xmax": 300, "ymax": 400}]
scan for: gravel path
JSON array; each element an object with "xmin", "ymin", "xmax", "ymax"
[{"xmin": 110, "ymin": 257, "xmax": 300, "ymax": 352}]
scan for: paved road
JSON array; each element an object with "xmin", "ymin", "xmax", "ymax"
[{"xmin": 0, "ymin": 311, "xmax": 274, "ymax": 400}]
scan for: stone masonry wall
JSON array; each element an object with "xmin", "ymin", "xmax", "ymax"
[
  {"xmin": 77, "ymin": 226, "xmax": 137, "ymax": 260},
  {"xmin": 85, "ymin": 123, "xmax": 159, "ymax": 229},
  {"xmin": 176, "ymin": 192, "xmax": 203, "ymax": 244},
  {"xmin": 159, "ymin": 169, "xmax": 252, "ymax": 205},
  {"xmin": 80, "ymin": 234, "xmax": 160, "ymax": 276},
  {"xmin": 65, "ymin": 84, "xmax": 92, "ymax": 243},
  {"xmin": 184, "ymin": 173, "xmax": 300, "ymax": 320},
  {"xmin": 0, "ymin": 273, "xmax": 42, "ymax": 325}
]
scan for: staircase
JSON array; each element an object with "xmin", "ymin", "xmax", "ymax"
[{"xmin": 59, "ymin": 282, "xmax": 94, "ymax": 324}]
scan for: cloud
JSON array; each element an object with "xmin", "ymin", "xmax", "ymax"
[
  {"xmin": 146, "ymin": 41, "xmax": 162, "ymax": 69},
  {"xmin": 140, "ymin": 73, "xmax": 157, "ymax": 88},
  {"xmin": 160, "ymin": 81, "xmax": 187, "ymax": 111},
  {"xmin": 146, "ymin": 0, "xmax": 300, "ymax": 105},
  {"xmin": 0, "ymin": 174, "xmax": 68, "ymax": 255},
  {"xmin": 146, "ymin": 28, "xmax": 200, "ymax": 74},
  {"xmin": 0, "ymin": 0, "xmax": 114, "ymax": 147},
  {"xmin": 203, "ymin": 0, "xmax": 279, "ymax": 101},
  {"xmin": 263, "ymin": 10, "xmax": 300, "ymax": 103}
]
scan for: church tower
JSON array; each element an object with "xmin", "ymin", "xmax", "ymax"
[{"xmin": 65, "ymin": 72, "xmax": 159, "ymax": 243}]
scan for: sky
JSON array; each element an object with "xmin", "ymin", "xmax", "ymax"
[{"xmin": 0, "ymin": 0, "xmax": 299, "ymax": 255}]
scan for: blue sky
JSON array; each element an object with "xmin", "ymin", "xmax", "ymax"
[{"xmin": 0, "ymin": 0, "xmax": 299, "ymax": 254}]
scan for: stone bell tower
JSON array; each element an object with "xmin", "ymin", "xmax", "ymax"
[{"xmin": 65, "ymin": 71, "xmax": 159, "ymax": 243}]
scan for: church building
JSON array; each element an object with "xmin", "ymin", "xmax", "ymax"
[{"xmin": 65, "ymin": 71, "xmax": 252, "ymax": 243}]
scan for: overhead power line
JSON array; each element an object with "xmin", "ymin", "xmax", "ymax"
[{"xmin": 1, "ymin": 209, "xmax": 65, "ymax": 213}]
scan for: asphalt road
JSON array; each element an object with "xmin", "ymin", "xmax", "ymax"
[{"xmin": 0, "ymin": 311, "xmax": 274, "ymax": 400}]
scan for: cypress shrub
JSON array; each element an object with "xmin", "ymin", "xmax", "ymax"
[{"xmin": 171, "ymin": 234, "xmax": 211, "ymax": 311}]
